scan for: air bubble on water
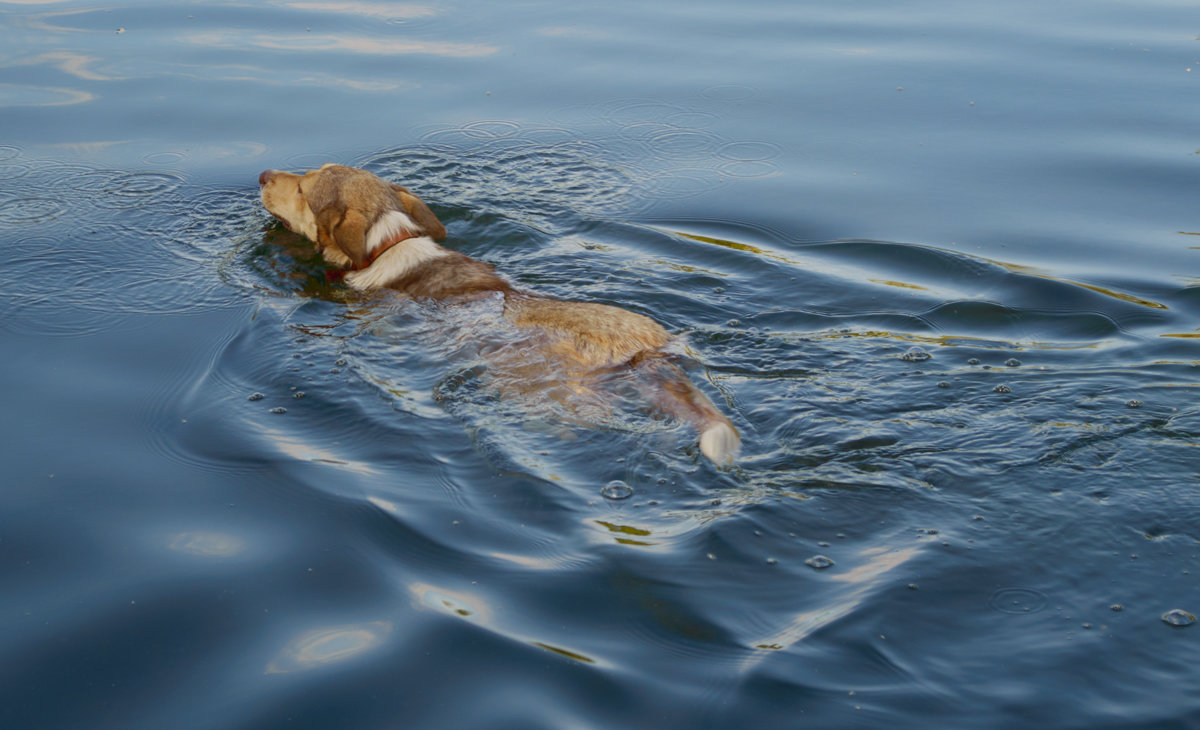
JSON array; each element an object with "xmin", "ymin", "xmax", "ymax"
[
  {"xmin": 600, "ymin": 480, "xmax": 633, "ymax": 500},
  {"xmin": 1005, "ymin": 358, "xmax": 1022, "ymax": 367},
  {"xmin": 269, "ymin": 407, "xmax": 287, "ymax": 415},
  {"xmin": 805, "ymin": 555, "xmax": 834, "ymax": 569},
  {"xmin": 1162, "ymin": 609, "xmax": 1195, "ymax": 627},
  {"xmin": 901, "ymin": 348, "xmax": 931, "ymax": 362},
  {"xmin": 335, "ymin": 358, "xmax": 348, "ymax": 367},
  {"xmin": 766, "ymin": 557, "xmax": 778, "ymax": 566},
  {"xmin": 1110, "ymin": 604, "xmax": 1123, "ymax": 612},
  {"xmin": 967, "ymin": 358, "xmax": 980, "ymax": 365},
  {"xmin": 248, "ymin": 393, "xmax": 265, "ymax": 401}
]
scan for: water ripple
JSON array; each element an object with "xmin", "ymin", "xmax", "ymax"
[
  {"xmin": 0, "ymin": 196, "xmax": 67, "ymax": 224},
  {"xmin": 382, "ymin": 97, "xmax": 783, "ymax": 223},
  {"xmin": 0, "ymin": 162, "xmax": 240, "ymax": 337},
  {"xmin": 989, "ymin": 587, "xmax": 1049, "ymax": 614}
]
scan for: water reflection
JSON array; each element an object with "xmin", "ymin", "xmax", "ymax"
[
  {"xmin": 593, "ymin": 520, "xmax": 655, "ymax": 547},
  {"xmin": 266, "ymin": 621, "xmax": 392, "ymax": 673},
  {"xmin": 536, "ymin": 26, "xmax": 612, "ymax": 40},
  {"xmin": 260, "ymin": 425, "xmax": 381, "ymax": 475},
  {"xmin": 674, "ymin": 227, "xmax": 1173, "ymax": 313},
  {"xmin": 1, "ymin": 1, "xmax": 494, "ymax": 106},
  {"xmin": 0, "ymin": 83, "xmax": 92, "ymax": 106},
  {"xmin": 994, "ymin": 259, "xmax": 1169, "ymax": 310},
  {"xmin": 188, "ymin": 31, "xmax": 497, "ymax": 58},
  {"xmin": 745, "ymin": 545, "xmax": 921, "ymax": 660},
  {"xmin": 829, "ymin": 544, "xmax": 921, "ymax": 586},
  {"xmin": 12, "ymin": 51, "xmax": 115, "ymax": 81},
  {"xmin": 15, "ymin": 7, "xmax": 111, "ymax": 35},
  {"xmin": 278, "ymin": 1, "xmax": 436, "ymax": 20},
  {"xmin": 407, "ymin": 580, "xmax": 605, "ymax": 666},
  {"xmin": 409, "ymin": 582, "xmax": 490, "ymax": 622},
  {"xmin": 167, "ymin": 531, "xmax": 247, "ymax": 558},
  {"xmin": 531, "ymin": 642, "xmax": 597, "ymax": 664}
]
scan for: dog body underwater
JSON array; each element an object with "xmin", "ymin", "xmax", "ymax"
[{"xmin": 259, "ymin": 163, "xmax": 740, "ymax": 464}]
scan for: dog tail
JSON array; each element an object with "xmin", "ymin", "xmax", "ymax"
[{"xmin": 634, "ymin": 357, "xmax": 740, "ymax": 465}]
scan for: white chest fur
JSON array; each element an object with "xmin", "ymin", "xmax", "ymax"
[{"xmin": 344, "ymin": 236, "xmax": 450, "ymax": 290}]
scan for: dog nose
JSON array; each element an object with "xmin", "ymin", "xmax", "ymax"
[{"xmin": 259, "ymin": 169, "xmax": 277, "ymax": 187}]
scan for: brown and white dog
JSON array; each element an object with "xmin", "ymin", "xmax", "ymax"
[{"xmin": 259, "ymin": 163, "xmax": 740, "ymax": 464}]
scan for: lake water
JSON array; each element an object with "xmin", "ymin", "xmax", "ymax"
[{"xmin": 2, "ymin": 0, "xmax": 1199, "ymax": 727}]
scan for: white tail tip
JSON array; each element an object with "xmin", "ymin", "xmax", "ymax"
[{"xmin": 700, "ymin": 422, "xmax": 741, "ymax": 465}]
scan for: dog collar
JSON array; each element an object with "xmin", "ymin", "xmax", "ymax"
[{"xmin": 357, "ymin": 230, "xmax": 419, "ymax": 271}]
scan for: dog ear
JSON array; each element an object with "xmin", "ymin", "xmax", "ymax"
[
  {"xmin": 391, "ymin": 184, "xmax": 446, "ymax": 241},
  {"xmin": 315, "ymin": 205, "xmax": 369, "ymax": 268}
]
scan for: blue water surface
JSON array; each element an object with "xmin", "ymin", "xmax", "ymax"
[{"xmin": 2, "ymin": 1, "xmax": 1199, "ymax": 728}]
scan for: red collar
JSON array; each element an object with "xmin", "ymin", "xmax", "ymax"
[{"xmin": 356, "ymin": 230, "xmax": 419, "ymax": 271}]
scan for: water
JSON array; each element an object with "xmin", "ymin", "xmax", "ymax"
[{"xmin": 2, "ymin": 1, "xmax": 1199, "ymax": 728}]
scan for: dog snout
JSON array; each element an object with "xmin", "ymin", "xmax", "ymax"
[{"xmin": 259, "ymin": 169, "xmax": 278, "ymax": 187}]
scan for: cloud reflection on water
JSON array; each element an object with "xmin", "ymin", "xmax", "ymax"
[
  {"xmin": 745, "ymin": 544, "xmax": 922, "ymax": 661},
  {"xmin": 266, "ymin": 621, "xmax": 393, "ymax": 674},
  {"xmin": 1, "ymin": 1, "xmax": 494, "ymax": 105},
  {"xmin": 279, "ymin": 1, "xmax": 436, "ymax": 20},
  {"xmin": 12, "ymin": 51, "xmax": 116, "ymax": 81},
  {"xmin": 167, "ymin": 531, "xmax": 248, "ymax": 558},
  {"xmin": 260, "ymin": 425, "xmax": 382, "ymax": 476},
  {"xmin": 188, "ymin": 30, "xmax": 497, "ymax": 58},
  {"xmin": 0, "ymin": 82, "xmax": 92, "ymax": 106}
]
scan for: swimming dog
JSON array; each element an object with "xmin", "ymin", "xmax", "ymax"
[{"xmin": 259, "ymin": 164, "xmax": 739, "ymax": 464}]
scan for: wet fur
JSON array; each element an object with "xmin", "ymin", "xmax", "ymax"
[{"xmin": 259, "ymin": 164, "xmax": 740, "ymax": 464}]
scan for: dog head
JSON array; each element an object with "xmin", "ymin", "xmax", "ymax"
[{"xmin": 259, "ymin": 164, "xmax": 446, "ymax": 269}]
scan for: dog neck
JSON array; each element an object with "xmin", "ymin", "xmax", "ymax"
[
  {"xmin": 343, "ymin": 235, "xmax": 451, "ymax": 291},
  {"xmin": 357, "ymin": 229, "xmax": 419, "ymax": 271}
]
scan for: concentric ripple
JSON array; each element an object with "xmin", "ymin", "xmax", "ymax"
[
  {"xmin": 0, "ymin": 161, "xmax": 239, "ymax": 336},
  {"xmin": 356, "ymin": 96, "xmax": 785, "ymax": 226}
]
